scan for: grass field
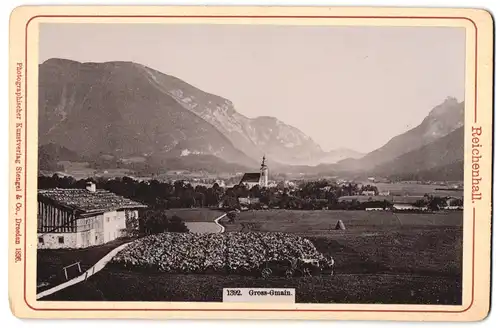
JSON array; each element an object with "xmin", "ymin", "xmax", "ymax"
[
  {"xmin": 42, "ymin": 269, "xmax": 461, "ymax": 304},
  {"xmin": 223, "ymin": 209, "xmax": 462, "ymax": 234},
  {"xmin": 184, "ymin": 222, "xmax": 222, "ymax": 233},
  {"xmin": 162, "ymin": 208, "xmax": 224, "ymax": 222},
  {"xmin": 221, "ymin": 210, "xmax": 462, "ymax": 280},
  {"xmin": 372, "ymin": 182, "xmax": 463, "ymax": 198},
  {"xmin": 40, "ymin": 209, "xmax": 463, "ymax": 304},
  {"xmin": 36, "ymin": 237, "xmax": 136, "ymax": 293},
  {"xmin": 161, "ymin": 208, "xmax": 224, "ymax": 232}
]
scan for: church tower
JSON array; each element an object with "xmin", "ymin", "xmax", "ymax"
[{"xmin": 259, "ymin": 155, "xmax": 269, "ymax": 188}]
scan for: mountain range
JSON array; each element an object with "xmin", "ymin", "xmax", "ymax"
[
  {"xmin": 38, "ymin": 58, "xmax": 464, "ymax": 181},
  {"xmin": 39, "ymin": 58, "xmax": 340, "ymax": 168},
  {"xmin": 372, "ymin": 126, "xmax": 464, "ymax": 181},
  {"xmin": 335, "ymin": 97, "xmax": 464, "ymax": 171}
]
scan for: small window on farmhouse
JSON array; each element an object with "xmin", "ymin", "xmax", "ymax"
[
  {"xmin": 106, "ymin": 217, "xmax": 110, "ymax": 223},
  {"xmin": 58, "ymin": 236, "xmax": 64, "ymax": 244},
  {"xmin": 38, "ymin": 237, "xmax": 44, "ymax": 244}
]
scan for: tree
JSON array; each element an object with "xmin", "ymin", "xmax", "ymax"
[
  {"xmin": 249, "ymin": 185, "xmax": 260, "ymax": 198},
  {"xmin": 168, "ymin": 215, "xmax": 189, "ymax": 232},
  {"xmin": 428, "ymin": 196, "xmax": 447, "ymax": 211},
  {"xmin": 121, "ymin": 210, "xmax": 140, "ymax": 237},
  {"xmin": 414, "ymin": 199, "xmax": 428, "ymax": 208},
  {"xmin": 139, "ymin": 210, "xmax": 189, "ymax": 234},
  {"xmin": 227, "ymin": 211, "xmax": 237, "ymax": 223}
]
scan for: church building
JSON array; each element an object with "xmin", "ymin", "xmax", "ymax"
[{"xmin": 239, "ymin": 156, "xmax": 269, "ymax": 188}]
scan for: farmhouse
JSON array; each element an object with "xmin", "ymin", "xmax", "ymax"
[
  {"xmin": 365, "ymin": 207, "xmax": 384, "ymax": 211},
  {"xmin": 392, "ymin": 203, "xmax": 422, "ymax": 211},
  {"xmin": 389, "ymin": 196, "xmax": 428, "ymax": 212},
  {"xmin": 442, "ymin": 197, "xmax": 464, "ymax": 210},
  {"xmin": 37, "ymin": 182, "xmax": 147, "ymax": 249}
]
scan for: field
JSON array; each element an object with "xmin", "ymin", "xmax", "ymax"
[
  {"xmin": 40, "ymin": 209, "xmax": 463, "ymax": 304},
  {"xmin": 372, "ymin": 182, "xmax": 463, "ymax": 198},
  {"xmin": 225, "ymin": 210, "xmax": 462, "ymax": 234},
  {"xmin": 42, "ymin": 269, "xmax": 461, "ymax": 304},
  {"xmin": 36, "ymin": 237, "xmax": 136, "ymax": 293},
  {"xmin": 184, "ymin": 222, "xmax": 222, "ymax": 233},
  {"xmin": 162, "ymin": 208, "xmax": 224, "ymax": 222},
  {"xmin": 43, "ymin": 161, "xmax": 134, "ymax": 180},
  {"xmin": 163, "ymin": 208, "xmax": 225, "ymax": 233}
]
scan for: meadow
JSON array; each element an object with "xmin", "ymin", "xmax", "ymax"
[
  {"xmin": 162, "ymin": 208, "xmax": 224, "ymax": 222},
  {"xmin": 36, "ymin": 237, "xmax": 136, "ymax": 293},
  {"xmin": 41, "ymin": 208, "xmax": 463, "ymax": 304},
  {"xmin": 372, "ymin": 182, "xmax": 463, "ymax": 198},
  {"xmin": 162, "ymin": 208, "xmax": 224, "ymax": 233},
  {"xmin": 224, "ymin": 209, "xmax": 462, "ymax": 234}
]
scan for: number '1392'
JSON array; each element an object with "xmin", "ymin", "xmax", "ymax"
[{"xmin": 226, "ymin": 289, "xmax": 242, "ymax": 296}]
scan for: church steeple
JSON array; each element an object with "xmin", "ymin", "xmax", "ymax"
[{"xmin": 259, "ymin": 155, "xmax": 268, "ymax": 188}]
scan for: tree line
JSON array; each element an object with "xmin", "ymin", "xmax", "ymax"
[{"xmin": 38, "ymin": 175, "xmax": 459, "ymax": 212}]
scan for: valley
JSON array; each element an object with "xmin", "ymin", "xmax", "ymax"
[{"xmin": 38, "ymin": 58, "xmax": 464, "ymax": 183}]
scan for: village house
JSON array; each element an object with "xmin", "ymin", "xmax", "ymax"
[
  {"xmin": 392, "ymin": 203, "xmax": 424, "ymax": 211},
  {"xmin": 37, "ymin": 182, "xmax": 147, "ymax": 249},
  {"xmin": 442, "ymin": 197, "xmax": 464, "ymax": 210},
  {"xmin": 389, "ymin": 195, "xmax": 425, "ymax": 211},
  {"xmin": 365, "ymin": 207, "xmax": 385, "ymax": 211},
  {"xmin": 238, "ymin": 197, "xmax": 261, "ymax": 206}
]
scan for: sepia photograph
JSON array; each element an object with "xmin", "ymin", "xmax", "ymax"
[
  {"xmin": 7, "ymin": 5, "xmax": 493, "ymax": 321},
  {"xmin": 34, "ymin": 22, "xmax": 466, "ymax": 304}
]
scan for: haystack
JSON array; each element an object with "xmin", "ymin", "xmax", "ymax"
[{"xmin": 334, "ymin": 220, "xmax": 346, "ymax": 230}]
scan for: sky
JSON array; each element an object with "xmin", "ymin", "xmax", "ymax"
[{"xmin": 39, "ymin": 23, "xmax": 465, "ymax": 153}]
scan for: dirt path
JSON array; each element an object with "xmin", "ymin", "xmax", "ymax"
[{"xmin": 214, "ymin": 213, "xmax": 227, "ymax": 233}]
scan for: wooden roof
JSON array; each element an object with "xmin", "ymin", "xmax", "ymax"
[{"xmin": 38, "ymin": 188, "xmax": 147, "ymax": 215}]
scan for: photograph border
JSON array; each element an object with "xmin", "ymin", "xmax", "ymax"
[{"xmin": 9, "ymin": 6, "xmax": 493, "ymax": 321}]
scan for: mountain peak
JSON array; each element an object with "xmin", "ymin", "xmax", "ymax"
[
  {"xmin": 42, "ymin": 58, "xmax": 81, "ymax": 66},
  {"xmin": 335, "ymin": 97, "xmax": 464, "ymax": 172},
  {"xmin": 427, "ymin": 97, "xmax": 463, "ymax": 119},
  {"xmin": 38, "ymin": 58, "xmax": 326, "ymax": 169},
  {"xmin": 38, "ymin": 58, "xmax": 258, "ymax": 169}
]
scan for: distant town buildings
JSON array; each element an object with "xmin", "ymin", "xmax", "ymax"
[
  {"xmin": 392, "ymin": 203, "xmax": 424, "ymax": 211},
  {"xmin": 215, "ymin": 179, "xmax": 226, "ymax": 188},
  {"xmin": 37, "ymin": 182, "xmax": 147, "ymax": 249},
  {"xmin": 238, "ymin": 197, "xmax": 260, "ymax": 206},
  {"xmin": 365, "ymin": 207, "xmax": 385, "ymax": 211}
]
